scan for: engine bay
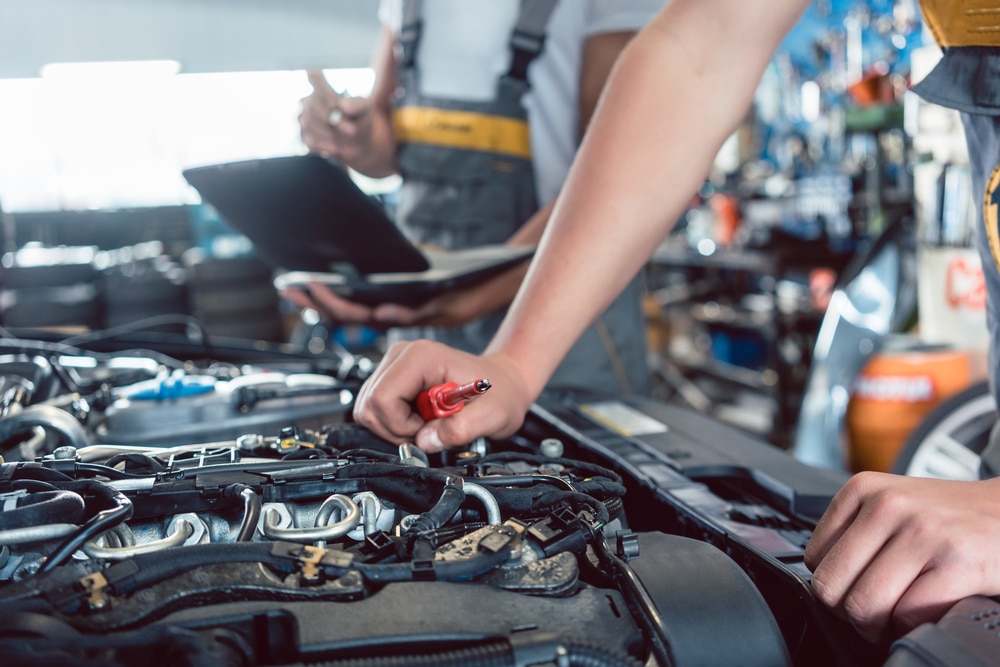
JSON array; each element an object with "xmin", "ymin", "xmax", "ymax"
[{"xmin": 0, "ymin": 331, "xmax": 995, "ymax": 667}]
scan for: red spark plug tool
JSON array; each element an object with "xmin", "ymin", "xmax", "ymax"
[{"xmin": 416, "ymin": 378, "xmax": 491, "ymax": 420}]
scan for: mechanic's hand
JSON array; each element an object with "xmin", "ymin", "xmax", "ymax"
[
  {"xmin": 299, "ymin": 70, "xmax": 373, "ymax": 163},
  {"xmin": 805, "ymin": 472, "xmax": 1000, "ymax": 644},
  {"xmin": 280, "ymin": 283, "xmax": 377, "ymax": 328},
  {"xmin": 371, "ymin": 261, "xmax": 528, "ymax": 327},
  {"xmin": 353, "ymin": 340, "xmax": 535, "ymax": 452},
  {"xmin": 372, "ymin": 280, "xmax": 512, "ymax": 328}
]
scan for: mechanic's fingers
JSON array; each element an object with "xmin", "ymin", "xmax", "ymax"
[
  {"xmin": 805, "ymin": 472, "xmax": 883, "ymax": 570},
  {"xmin": 354, "ymin": 340, "xmax": 457, "ymax": 443},
  {"xmin": 279, "ymin": 288, "xmax": 315, "ymax": 311},
  {"xmin": 337, "ymin": 96, "xmax": 370, "ymax": 124},
  {"xmin": 825, "ymin": 530, "xmax": 923, "ymax": 643},
  {"xmin": 372, "ymin": 303, "xmax": 421, "ymax": 326},
  {"xmin": 415, "ymin": 404, "xmax": 526, "ymax": 454},
  {"xmin": 354, "ymin": 341, "xmax": 535, "ymax": 452},
  {"xmin": 356, "ymin": 375, "xmax": 426, "ymax": 445},
  {"xmin": 301, "ymin": 127, "xmax": 340, "ymax": 157},
  {"xmin": 891, "ymin": 568, "xmax": 968, "ymax": 637},
  {"xmin": 414, "ymin": 399, "xmax": 497, "ymax": 453},
  {"xmin": 415, "ymin": 358, "xmax": 532, "ymax": 452},
  {"xmin": 299, "ymin": 110, "xmax": 341, "ymax": 157},
  {"xmin": 306, "ymin": 282, "xmax": 375, "ymax": 324},
  {"xmin": 808, "ymin": 474, "xmax": 903, "ymax": 617},
  {"xmin": 809, "ymin": 520, "xmax": 890, "ymax": 617},
  {"xmin": 891, "ymin": 514, "xmax": 1000, "ymax": 634}
]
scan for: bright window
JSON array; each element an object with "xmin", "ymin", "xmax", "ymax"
[{"xmin": 0, "ymin": 64, "xmax": 377, "ymax": 212}]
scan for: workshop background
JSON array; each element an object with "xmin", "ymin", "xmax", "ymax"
[{"xmin": 0, "ymin": 0, "xmax": 985, "ymax": 477}]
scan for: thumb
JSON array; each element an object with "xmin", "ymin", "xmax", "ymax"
[
  {"xmin": 415, "ymin": 414, "xmax": 481, "ymax": 453},
  {"xmin": 415, "ymin": 425, "xmax": 447, "ymax": 453}
]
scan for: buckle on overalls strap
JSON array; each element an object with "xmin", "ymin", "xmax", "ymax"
[
  {"xmin": 508, "ymin": 29, "xmax": 547, "ymax": 81},
  {"xmin": 399, "ymin": 19, "xmax": 423, "ymax": 68}
]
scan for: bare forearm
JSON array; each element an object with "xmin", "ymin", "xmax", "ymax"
[
  {"xmin": 506, "ymin": 200, "xmax": 554, "ymax": 246},
  {"xmin": 487, "ymin": 0, "xmax": 810, "ymax": 397}
]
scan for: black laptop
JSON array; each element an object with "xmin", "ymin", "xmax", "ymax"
[{"xmin": 182, "ymin": 154, "xmax": 534, "ymax": 306}]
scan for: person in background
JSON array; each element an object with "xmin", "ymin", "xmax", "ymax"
[
  {"xmin": 288, "ymin": 0, "xmax": 666, "ymax": 397},
  {"xmin": 350, "ymin": 0, "xmax": 1000, "ymax": 647}
]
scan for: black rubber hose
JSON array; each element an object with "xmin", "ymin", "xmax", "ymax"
[
  {"xmin": 290, "ymin": 640, "xmax": 643, "ymax": 667},
  {"xmin": 36, "ymin": 480, "xmax": 133, "ymax": 574},
  {"xmin": 2, "ymin": 462, "xmax": 74, "ymax": 484},
  {"xmin": 0, "ymin": 546, "xmax": 282, "ymax": 606},
  {"xmin": 405, "ymin": 476, "xmax": 466, "ymax": 536},
  {"xmin": 58, "ymin": 535, "xmax": 504, "ymax": 594},
  {"xmin": 0, "ymin": 489, "xmax": 85, "ymax": 531},
  {"xmin": 478, "ymin": 451, "xmax": 624, "ymax": 485},
  {"xmin": 355, "ymin": 540, "xmax": 509, "ymax": 583},
  {"xmin": 531, "ymin": 490, "xmax": 610, "ymax": 526},
  {"xmin": 71, "ymin": 462, "xmax": 150, "ymax": 480},
  {"xmin": 0, "ymin": 404, "xmax": 90, "ymax": 450},
  {"xmin": 102, "ymin": 542, "xmax": 285, "ymax": 594},
  {"xmin": 562, "ymin": 643, "xmax": 645, "ymax": 667}
]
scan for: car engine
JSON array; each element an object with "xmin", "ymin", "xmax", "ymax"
[{"xmin": 0, "ymin": 331, "xmax": 995, "ymax": 667}]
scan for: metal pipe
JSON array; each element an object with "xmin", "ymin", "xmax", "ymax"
[
  {"xmin": 82, "ymin": 518, "xmax": 194, "ymax": 560},
  {"xmin": 0, "ymin": 523, "xmax": 78, "ymax": 545},
  {"xmin": 462, "ymin": 482, "xmax": 502, "ymax": 525},
  {"xmin": 261, "ymin": 494, "xmax": 360, "ymax": 543}
]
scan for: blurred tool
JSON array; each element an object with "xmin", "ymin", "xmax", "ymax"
[{"xmin": 416, "ymin": 378, "xmax": 491, "ymax": 420}]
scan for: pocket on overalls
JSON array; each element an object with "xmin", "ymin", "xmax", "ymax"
[{"xmin": 396, "ymin": 142, "xmax": 536, "ymax": 249}]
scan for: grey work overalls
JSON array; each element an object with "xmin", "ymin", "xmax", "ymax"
[
  {"xmin": 389, "ymin": 0, "xmax": 650, "ymax": 396},
  {"xmin": 911, "ymin": 0, "xmax": 1000, "ymax": 472}
]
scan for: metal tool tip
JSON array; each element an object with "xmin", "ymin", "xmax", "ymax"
[{"xmin": 475, "ymin": 378, "xmax": 491, "ymax": 392}]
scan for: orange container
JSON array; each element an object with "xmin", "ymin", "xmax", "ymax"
[{"xmin": 846, "ymin": 347, "xmax": 970, "ymax": 473}]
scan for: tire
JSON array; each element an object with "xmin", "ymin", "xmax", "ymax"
[{"xmin": 891, "ymin": 380, "xmax": 995, "ymax": 480}]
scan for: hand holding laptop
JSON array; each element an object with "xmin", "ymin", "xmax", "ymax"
[
  {"xmin": 182, "ymin": 155, "xmax": 535, "ymax": 309},
  {"xmin": 281, "ymin": 255, "xmax": 530, "ymax": 329}
]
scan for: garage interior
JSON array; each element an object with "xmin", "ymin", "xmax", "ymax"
[
  {"xmin": 0, "ymin": 0, "xmax": 984, "ymax": 474},
  {"xmin": 0, "ymin": 2, "xmax": 996, "ymax": 666}
]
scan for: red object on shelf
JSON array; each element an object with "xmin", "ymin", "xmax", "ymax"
[{"xmin": 416, "ymin": 378, "xmax": 491, "ymax": 420}]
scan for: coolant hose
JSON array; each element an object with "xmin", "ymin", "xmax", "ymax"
[
  {"xmin": 354, "ymin": 539, "xmax": 509, "ymax": 583},
  {"xmin": 80, "ymin": 542, "xmax": 292, "ymax": 595},
  {"xmin": 37, "ymin": 480, "xmax": 133, "ymax": 574},
  {"xmin": 74, "ymin": 532, "xmax": 510, "ymax": 591},
  {"xmin": 286, "ymin": 639, "xmax": 644, "ymax": 667},
  {"xmin": 405, "ymin": 475, "xmax": 465, "ymax": 535},
  {"xmin": 0, "ymin": 404, "xmax": 90, "ymax": 453},
  {"xmin": 0, "ymin": 489, "xmax": 85, "ymax": 531}
]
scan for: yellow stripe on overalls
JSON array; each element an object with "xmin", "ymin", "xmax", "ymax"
[
  {"xmin": 393, "ymin": 107, "xmax": 532, "ymax": 159},
  {"xmin": 920, "ymin": 0, "xmax": 1000, "ymax": 47}
]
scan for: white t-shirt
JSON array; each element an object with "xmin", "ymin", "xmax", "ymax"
[{"xmin": 378, "ymin": 0, "xmax": 664, "ymax": 205}]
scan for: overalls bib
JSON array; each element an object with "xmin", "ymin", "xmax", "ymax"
[
  {"xmin": 389, "ymin": 0, "xmax": 651, "ymax": 395},
  {"xmin": 911, "ymin": 1, "xmax": 1000, "ymax": 476}
]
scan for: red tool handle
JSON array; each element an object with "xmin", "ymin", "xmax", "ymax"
[{"xmin": 416, "ymin": 378, "xmax": 491, "ymax": 420}]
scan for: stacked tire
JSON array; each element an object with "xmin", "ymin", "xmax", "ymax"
[
  {"xmin": 183, "ymin": 250, "xmax": 285, "ymax": 342},
  {"xmin": 0, "ymin": 245, "xmax": 103, "ymax": 330},
  {"xmin": 102, "ymin": 242, "xmax": 189, "ymax": 331}
]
